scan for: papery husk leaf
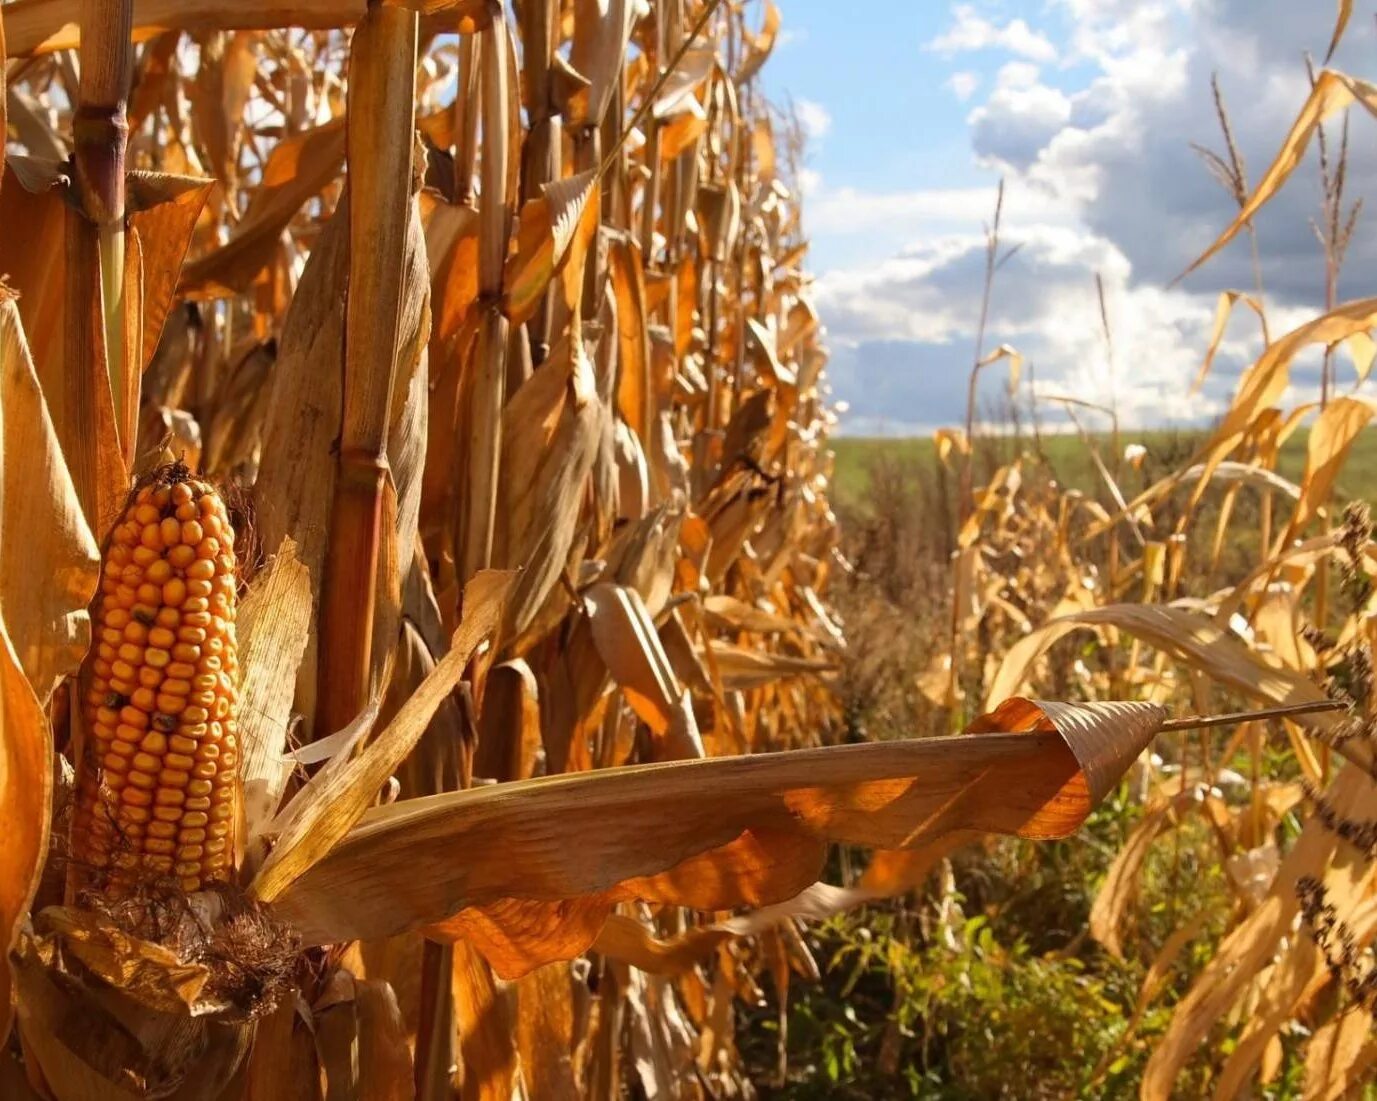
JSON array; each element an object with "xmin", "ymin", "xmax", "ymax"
[
  {"xmin": 13, "ymin": 933, "xmax": 253, "ymax": 1100},
  {"xmin": 237, "ymin": 537, "xmax": 313, "ymax": 840},
  {"xmin": 251, "ymin": 569, "xmax": 512, "ymax": 901},
  {"xmin": 33, "ymin": 907, "xmax": 215, "ymax": 1017},
  {"xmin": 125, "ymin": 172, "xmax": 214, "ymax": 372},
  {"xmin": 492, "ymin": 338, "xmax": 602, "ymax": 644},
  {"xmin": 0, "ymin": 292, "xmax": 100, "ymax": 701}
]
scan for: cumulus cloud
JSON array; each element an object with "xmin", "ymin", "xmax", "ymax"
[
  {"xmin": 983, "ymin": 0, "xmax": 1377, "ymax": 302},
  {"xmin": 815, "ymin": 225, "xmax": 1238, "ymax": 430},
  {"xmin": 928, "ymin": 3, "xmax": 1058, "ymax": 63},
  {"xmin": 809, "ymin": 0, "xmax": 1377, "ymax": 432},
  {"xmin": 969, "ymin": 64, "xmax": 1073, "ymax": 171}
]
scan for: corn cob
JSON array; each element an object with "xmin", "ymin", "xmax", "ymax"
[{"xmin": 71, "ymin": 470, "xmax": 240, "ymax": 895}]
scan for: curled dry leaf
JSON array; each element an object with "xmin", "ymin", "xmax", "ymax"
[
  {"xmin": 1281, "ymin": 395, "xmax": 1375, "ymax": 542},
  {"xmin": 501, "ymin": 169, "xmax": 601, "ymax": 325},
  {"xmin": 584, "ymin": 583, "xmax": 701, "ymax": 760},
  {"xmin": 270, "ymin": 698, "xmax": 1166, "ymax": 976},
  {"xmin": 987, "ymin": 603, "xmax": 1339, "ymax": 733},
  {"xmin": 32, "ymin": 907, "xmax": 216, "ymax": 1017}
]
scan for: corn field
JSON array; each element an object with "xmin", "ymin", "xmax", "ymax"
[{"xmin": 0, "ymin": 0, "xmax": 1374, "ymax": 1097}]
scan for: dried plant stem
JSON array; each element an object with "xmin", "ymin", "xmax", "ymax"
[
  {"xmin": 959, "ymin": 179, "xmax": 1004, "ymax": 525},
  {"xmin": 454, "ymin": 31, "xmax": 480, "ymax": 205},
  {"xmin": 457, "ymin": 9, "xmax": 512, "ymax": 588},
  {"xmin": 1159, "ymin": 699, "xmax": 1347, "ymax": 733},
  {"xmin": 520, "ymin": 0, "xmax": 559, "ymax": 361},
  {"xmin": 317, "ymin": 2, "xmax": 418, "ymax": 735},
  {"xmin": 63, "ymin": 0, "xmax": 133, "ymax": 524},
  {"xmin": 76, "ymin": 0, "xmax": 132, "ymax": 425}
]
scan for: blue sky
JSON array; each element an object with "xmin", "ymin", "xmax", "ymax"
[{"xmin": 754, "ymin": 1, "xmax": 1377, "ymax": 434}]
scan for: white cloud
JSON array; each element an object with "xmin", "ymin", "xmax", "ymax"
[
  {"xmin": 927, "ymin": 3, "xmax": 1058, "ymax": 63},
  {"xmin": 946, "ymin": 71, "xmax": 981, "ymax": 101},
  {"xmin": 969, "ymin": 66, "xmax": 1073, "ymax": 170},
  {"xmin": 795, "ymin": 98, "xmax": 832, "ymax": 142},
  {"xmin": 810, "ymin": 0, "xmax": 1377, "ymax": 433}
]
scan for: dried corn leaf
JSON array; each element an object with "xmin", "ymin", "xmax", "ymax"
[
  {"xmin": 1182, "ymin": 70, "xmax": 1377, "ymax": 279},
  {"xmin": 988, "ymin": 604, "xmax": 1337, "ymax": 731},
  {"xmin": 1192, "ymin": 290, "xmax": 1266, "ymax": 393},
  {"xmin": 502, "ymin": 169, "xmax": 600, "ymax": 325},
  {"xmin": 699, "ymin": 642, "xmax": 834, "ymax": 689},
  {"xmin": 493, "ymin": 338, "xmax": 602, "ymax": 643},
  {"xmin": 126, "ymin": 173, "xmax": 215, "ymax": 373},
  {"xmin": 272, "ymin": 699, "xmax": 1166, "ymax": 962},
  {"xmin": 33, "ymin": 907, "xmax": 214, "ymax": 1017},
  {"xmin": 1282, "ymin": 394, "xmax": 1375, "ymax": 541},
  {"xmin": 0, "ymin": 620, "xmax": 47, "ymax": 1047},
  {"xmin": 584, "ymin": 584, "xmax": 700, "ymax": 758},
  {"xmin": 1325, "ymin": 0, "xmax": 1354, "ymax": 61}
]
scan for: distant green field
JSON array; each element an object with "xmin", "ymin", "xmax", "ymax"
[{"xmin": 829, "ymin": 428, "xmax": 1377, "ymax": 511}]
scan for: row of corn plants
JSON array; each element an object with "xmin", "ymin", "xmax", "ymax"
[
  {"xmin": 0, "ymin": 0, "xmax": 1244, "ymax": 1097},
  {"xmin": 892, "ymin": 10, "xmax": 1377, "ymax": 1093}
]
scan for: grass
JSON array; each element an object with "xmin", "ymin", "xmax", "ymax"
[{"xmin": 830, "ymin": 427, "xmax": 1377, "ymax": 512}]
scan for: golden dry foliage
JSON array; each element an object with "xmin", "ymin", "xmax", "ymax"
[
  {"xmin": 894, "ymin": 17, "xmax": 1377, "ymax": 1094},
  {"xmin": 0, "ymin": 2, "xmax": 1217, "ymax": 1098}
]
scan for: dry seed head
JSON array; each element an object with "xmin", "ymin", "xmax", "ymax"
[{"xmin": 71, "ymin": 467, "xmax": 240, "ymax": 897}]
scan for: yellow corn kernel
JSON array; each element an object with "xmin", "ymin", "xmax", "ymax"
[{"xmin": 70, "ymin": 470, "xmax": 239, "ymax": 897}]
